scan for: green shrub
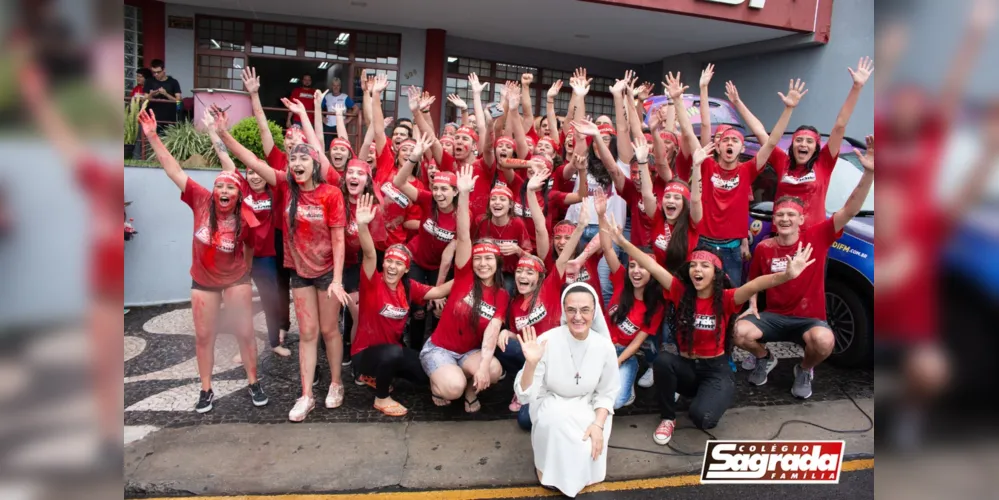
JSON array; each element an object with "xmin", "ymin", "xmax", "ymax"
[
  {"xmin": 153, "ymin": 120, "xmax": 219, "ymax": 168},
  {"xmin": 228, "ymin": 117, "xmax": 285, "ymax": 169},
  {"xmin": 123, "ymin": 95, "xmax": 148, "ymax": 144}
]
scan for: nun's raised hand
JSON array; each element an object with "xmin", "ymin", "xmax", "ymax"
[{"xmin": 519, "ymin": 326, "xmax": 545, "ymax": 366}]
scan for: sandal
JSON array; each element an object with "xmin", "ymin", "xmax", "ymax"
[
  {"xmin": 374, "ymin": 401, "xmax": 408, "ymax": 417},
  {"xmin": 464, "ymin": 396, "xmax": 481, "ymax": 414},
  {"xmin": 432, "ymin": 395, "xmax": 450, "ymax": 407}
]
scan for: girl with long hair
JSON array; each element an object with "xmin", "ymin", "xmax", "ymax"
[
  {"xmin": 138, "ymin": 110, "xmax": 268, "ymax": 413},
  {"xmin": 603, "ymin": 224, "xmax": 815, "ymax": 444},
  {"xmin": 352, "ymin": 194, "xmax": 454, "ymax": 417},
  {"xmin": 419, "ymin": 165, "xmax": 508, "ymax": 414}
]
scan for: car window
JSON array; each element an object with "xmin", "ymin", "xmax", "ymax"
[{"xmin": 825, "ymin": 155, "xmax": 874, "ymax": 214}]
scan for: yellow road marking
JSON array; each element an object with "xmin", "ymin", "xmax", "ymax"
[{"xmin": 140, "ymin": 458, "xmax": 873, "ymax": 500}]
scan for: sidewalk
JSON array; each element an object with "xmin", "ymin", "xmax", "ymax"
[{"xmin": 124, "ymin": 397, "xmax": 874, "ymax": 497}]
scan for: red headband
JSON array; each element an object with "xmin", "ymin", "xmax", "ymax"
[
  {"xmin": 285, "ymin": 125, "xmax": 306, "ymax": 140},
  {"xmin": 289, "ymin": 143, "xmax": 321, "ymax": 163},
  {"xmin": 644, "ymin": 133, "xmax": 654, "ymax": 144},
  {"xmin": 346, "ymin": 158, "xmax": 370, "ymax": 176},
  {"xmin": 439, "ymin": 135, "xmax": 455, "ymax": 146},
  {"xmin": 597, "ymin": 123, "xmax": 616, "ymax": 136},
  {"xmin": 384, "ymin": 246, "xmax": 411, "ymax": 267},
  {"xmin": 517, "ymin": 256, "xmax": 545, "ymax": 273},
  {"xmin": 214, "ymin": 171, "xmax": 260, "ymax": 228},
  {"xmin": 472, "ymin": 242, "xmax": 501, "ymax": 257},
  {"xmin": 456, "ymin": 126, "xmax": 479, "ymax": 143},
  {"xmin": 538, "ymin": 136, "xmax": 557, "ymax": 151},
  {"xmin": 433, "ymin": 171, "xmax": 457, "ymax": 187},
  {"xmin": 215, "ymin": 170, "xmax": 244, "ymax": 194},
  {"xmin": 792, "ymin": 129, "xmax": 821, "ymax": 144},
  {"xmin": 663, "ymin": 182, "xmax": 690, "ymax": 200},
  {"xmin": 490, "ymin": 184, "xmax": 513, "ymax": 200},
  {"xmin": 553, "ymin": 221, "xmax": 576, "ymax": 236},
  {"xmin": 525, "ymin": 135, "xmax": 536, "ymax": 147},
  {"xmin": 690, "ymin": 250, "xmax": 723, "ymax": 269},
  {"xmin": 774, "ymin": 199, "xmax": 805, "ymax": 215},
  {"xmin": 720, "ymin": 128, "xmax": 745, "ymax": 143},
  {"xmin": 399, "ymin": 139, "xmax": 417, "ymax": 150},
  {"xmin": 714, "ymin": 124, "xmax": 734, "ymax": 137},
  {"xmin": 495, "ymin": 136, "xmax": 515, "ymax": 148},
  {"xmin": 660, "ymin": 131, "xmax": 679, "ymax": 145},
  {"xmin": 330, "ymin": 138, "xmax": 355, "ymax": 154}
]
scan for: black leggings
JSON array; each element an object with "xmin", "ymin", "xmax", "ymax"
[
  {"xmin": 407, "ymin": 263, "xmax": 439, "ymax": 350},
  {"xmin": 654, "ymin": 352, "xmax": 735, "ymax": 430},
  {"xmin": 354, "ymin": 343, "xmax": 429, "ymax": 399}
]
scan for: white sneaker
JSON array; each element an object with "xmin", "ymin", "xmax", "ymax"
[
  {"xmin": 325, "ymin": 383, "xmax": 344, "ymax": 409},
  {"xmin": 288, "ymin": 396, "xmax": 315, "ymax": 422},
  {"xmin": 624, "ymin": 388, "xmax": 636, "ymax": 407},
  {"xmin": 637, "ymin": 368, "xmax": 654, "ymax": 388}
]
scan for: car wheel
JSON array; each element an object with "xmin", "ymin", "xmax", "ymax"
[{"xmin": 824, "ymin": 279, "xmax": 871, "ymax": 368}]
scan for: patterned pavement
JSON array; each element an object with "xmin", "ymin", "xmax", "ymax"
[{"xmin": 124, "ymin": 302, "xmax": 873, "ymax": 433}]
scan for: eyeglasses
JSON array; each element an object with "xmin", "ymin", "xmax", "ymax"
[{"xmin": 564, "ymin": 307, "xmax": 593, "ymax": 318}]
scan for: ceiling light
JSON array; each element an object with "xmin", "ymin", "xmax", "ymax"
[
  {"xmin": 447, "ymin": 57, "xmax": 458, "ymax": 63},
  {"xmin": 574, "ymin": 34, "xmax": 590, "ymax": 39},
  {"xmin": 335, "ymin": 33, "xmax": 350, "ymax": 46},
  {"xmin": 290, "ymin": 78, "xmax": 299, "ymax": 83},
  {"xmin": 318, "ymin": 62, "xmax": 329, "ymax": 69},
  {"xmin": 210, "ymin": 39, "xmax": 221, "ymax": 48}
]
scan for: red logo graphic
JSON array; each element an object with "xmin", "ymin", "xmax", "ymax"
[{"xmin": 701, "ymin": 440, "xmax": 845, "ymax": 484}]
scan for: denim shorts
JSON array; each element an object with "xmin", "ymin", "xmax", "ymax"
[
  {"xmin": 290, "ymin": 270, "xmax": 335, "ymax": 290},
  {"xmin": 419, "ymin": 338, "xmax": 478, "ymax": 375},
  {"xmin": 746, "ymin": 312, "xmax": 831, "ymax": 346}
]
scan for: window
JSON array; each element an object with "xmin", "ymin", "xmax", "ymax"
[
  {"xmin": 354, "ymin": 33, "xmax": 400, "ymax": 65},
  {"xmin": 197, "ymin": 55, "xmax": 245, "ymax": 90},
  {"xmin": 197, "ymin": 18, "xmax": 245, "ymax": 52},
  {"xmin": 304, "ymin": 28, "xmax": 350, "ymax": 61},
  {"xmin": 251, "ymin": 23, "xmax": 298, "ymax": 56},
  {"xmin": 124, "ymin": 5, "xmax": 143, "ymax": 93}
]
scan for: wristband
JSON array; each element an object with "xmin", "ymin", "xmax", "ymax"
[{"xmin": 637, "ymin": 161, "xmax": 648, "ymax": 165}]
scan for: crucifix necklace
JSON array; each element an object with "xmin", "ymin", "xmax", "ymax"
[{"xmin": 569, "ymin": 339, "xmax": 590, "ymax": 385}]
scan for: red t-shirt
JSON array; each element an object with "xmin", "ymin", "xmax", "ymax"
[
  {"xmin": 406, "ymin": 189, "xmax": 457, "ymax": 270},
  {"xmin": 606, "ymin": 267, "xmax": 665, "ymax": 346},
  {"xmin": 378, "ymin": 180, "xmax": 422, "ymax": 249},
  {"xmin": 343, "ymin": 198, "xmax": 389, "ymax": 267},
  {"xmin": 769, "ymin": 145, "xmax": 837, "ymax": 226},
  {"xmin": 77, "ymin": 159, "xmax": 124, "ymax": 298},
  {"xmin": 181, "ymin": 178, "xmax": 253, "ymax": 287},
  {"xmin": 429, "ymin": 260, "xmax": 510, "ymax": 354},
  {"xmin": 545, "ymin": 249, "xmax": 602, "ymax": 299},
  {"xmin": 666, "ymin": 282, "xmax": 739, "ymax": 358},
  {"xmin": 748, "ymin": 217, "xmax": 841, "ymax": 320},
  {"xmin": 874, "ymin": 209, "xmax": 943, "ymax": 342},
  {"xmin": 242, "ymin": 186, "xmax": 279, "ymax": 258},
  {"xmin": 675, "ymin": 151, "xmax": 692, "ymax": 183},
  {"xmin": 442, "ymin": 151, "xmax": 497, "ymax": 221},
  {"xmin": 651, "ymin": 212, "xmax": 700, "ymax": 271},
  {"xmin": 130, "ymin": 85, "xmax": 143, "ymax": 97},
  {"xmin": 542, "ymin": 190, "xmax": 571, "ymax": 239},
  {"xmin": 622, "ymin": 176, "xmax": 667, "ymax": 247},
  {"xmin": 275, "ymin": 174, "xmax": 347, "ymax": 278},
  {"xmin": 475, "ymin": 215, "xmax": 533, "ymax": 274},
  {"xmin": 549, "ymin": 163, "xmax": 578, "ymax": 199},
  {"xmin": 266, "ymin": 148, "xmax": 289, "ymax": 232},
  {"xmin": 289, "ymin": 87, "xmax": 316, "ymax": 121},
  {"xmin": 351, "ymin": 268, "xmax": 433, "ymax": 356},
  {"xmin": 508, "ymin": 267, "xmax": 565, "ymax": 335},
  {"xmin": 373, "ymin": 142, "xmax": 397, "ymax": 186},
  {"xmin": 699, "ymin": 158, "xmax": 760, "ymax": 240}
]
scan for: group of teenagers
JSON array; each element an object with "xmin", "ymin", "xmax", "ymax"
[{"xmin": 138, "ymin": 56, "xmax": 874, "ymax": 495}]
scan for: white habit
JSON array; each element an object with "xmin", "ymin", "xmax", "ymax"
[{"xmin": 514, "ymin": 283, "xmax": 620, "ymax": 498}]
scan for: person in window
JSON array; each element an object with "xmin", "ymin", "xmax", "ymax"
[
  {"xmin": 320, "ymin": 77, "xmax": 356, "ymax": 149},
  {"xmin": 143, "ymin": 59, "xmax": 182, "ymax": 131},
  {"xmin": 131, "ymin": 68, "xmax": 152, "ymax": 97},
  {"xmin": 286, "ymin": 73, "xmax": 315, "ymax": 128}
]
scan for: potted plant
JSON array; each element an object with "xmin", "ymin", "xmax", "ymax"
[
  {"xmin": 123, "ymin": 94, "xmax": 148, "ymax": 158},
  {"xmin": 155, "ymin": 120, "xmax": 218, "ymax": 168}
]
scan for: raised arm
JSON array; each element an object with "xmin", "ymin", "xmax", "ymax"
[
  {"xmin": 594, "ymin": 190, "xmax": 622, "ymax": 274},
  {"xmin": 138, "ymin": 110, "xmax": 188, "ymax": 190},
  {"xmin": 569, "ymin": 68, "xmax": 591, "ymax": 123},
  {"xmin": 940, "ymin": 0, "xmax": 996, "ymax": 123},
  {"xmin": 527, "ymin": 167, "xmax": 551, "ymax": 260},
  {"xmin": 833, "ymin": 135, "xmax": 875, "ymax": 232},
  {"xmin": 282, "ymin": 97, "xmax": 328, "ymax": 165},
  {"xmin": 423, "ymin": 280, "xmax": 455, "ymax": 301},
  {"xmin": 689, "ymin": 142, "xmax": 713, "ymax": 225},
  {"xmin": 392, "ymin": 129, "xmax": 433, "ymax": 201},
  {"xmin": 241, "ymin": 67, "xmax": 276, "ymax": 156},
  {"xmin": 698, "ymin": 63, "xmax": 715, "ymax": 147},
  {"xmin": 611, "ymin": 73, "xmax": 633, "ymax": 164},
  {"xmin": 203, "ymin": 109, "xmax": 236, "ymax": 172},
  {"xmin": 520, "ymin": 73, "xmax": 535, "ymax": 132},
  {"xmin": 556, "ymin": 198, "xmax": 589, "ymax": 276},
  {"xmin": 664, "ymin": 72, "xmax": 699, "ymax": 156},
  {"xmin": 19, "ymin": 61, "xmax": 86, "ymax": 166},
  {"xmin": 334, "ymin": 101, "xmax": 349, "ymax": 144},
  {"xmin": 756, "ymin": 79, "xmax": 808, "ymax": 171},
  {"xmin": 635, "ymin": 140, "xmax": 658, "ymax": 219},
  {"xmin": 545, "ymin": 80, "xmax": 562, "ymax": 146},
  {"xmin": 626, "ymin": 79, "xmax": 648, "ymax": 145},
  {"xmin": 355, "ymin": 193, "xmax": 379, "ymax": 279},
  {"xmin": 371, "ymin": 74, "xmax": 390, "ymax": 154},
  {"xmin": 508, "ymin": 84, "xmax": 531, "ymax": 159},
  {"xmin": 725, "ymin": 81, "xmax": 769, "ymax": 144},
  {"xmin": 601, "ymin": 211, "xmax": 674, "ymax": 290},
  {"xmin": 573, "ymin": 119, "xmax": 624, "ymax": 190},
  {"xmin": 828, "ymin": 57, "xmax": 873, "ymax": 154},
  {"xmin": 735, "ymin": 242, "xmax": 815, "ymax": 304},
  {"xmin": 468, "ymin": 73, "xmax": 492, "ymax": 166},
  {"xmin": 454, "ymin": 164, "xmax": 477, "ymax": 268},
  {"xmin": 218, "ymin": 118, "xmax": 279, "ymax": 186}
]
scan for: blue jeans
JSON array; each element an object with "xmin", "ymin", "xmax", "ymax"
[
  {"xmin": 517, "ymin": 403, "xmax": 532, "ymax": 431},
  {"xmin": 614, "ymin": 344, "xmax": 639, "ymax": 409},
  {"xmin": 598, "ymin": 225, "xmax": 630, "ymax": 307},
  {"xmin": 251, "ymin": 256, "xmax": 283, "ymax": 348},
  {"xmin": 495, "ymin": 335, "xmax": 526, "ymax": 376},
  {"xmin": 701, "ymin": 238, "xmax": 743, "ymax": 286}
]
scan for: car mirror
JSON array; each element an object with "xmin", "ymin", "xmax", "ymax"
[{"xmin": 750, "ymin": 201, "xmax": 773, "ymax": 221}]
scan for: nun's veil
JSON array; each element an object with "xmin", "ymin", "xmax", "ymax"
[{"xmin": 558, "ymin": 282, "xmax": 610, "ymax": 337}]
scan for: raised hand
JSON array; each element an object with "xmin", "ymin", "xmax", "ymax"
[
  {"xmin": 528, "ymin": 168, "xmax": 551, "ymax": 191},
  {"xmin": 137, "ymin": 109, "xmax": 158, "ymax": 137},
  {"xmin": 333, "ymin": 101, "xmax": 346, "ymax": 116},
  {"xmin": 406, "ymin": 86, "xmax": 421, "ymax": 112},
  {"xmin": 214, "ymin": 106, "xmax": 230, "ymax": 131},
  {"xmin": 570, "ymin": 69, "xmax": 591, "ymax": 97},
  {"xmin": 663, "ymin": 72, "xmax": 688, "ymax": 101},
  {"xmin": 413, "ymin": 132, "xmax": 435, "ymax": 159},
  {"xmin": 518, "ymin": 326, "xmax": 546, "ymax": 365},
  {"xmin": 573, "ymin": 153, "xmax": 588, "ymax": 171},
  {"xmin": 570, "ymin": 119, "xmax": 599, "ymax": 137},
  {"xmin": 201, "ymin": 107, "xmax": 216, "ymax": 131},
  {"xmin": 778, "ymin": 79, "xmax": 808, "ymax": 108},
  {"xmin": 699, "ymin": 63, "xmax": 716, "ymax": 88},
  {"xmin": 785, "ymin": 242, "xmax": 816, "ymax": 280},
  {"xmin": 372, "ymin": 74, "xmax": 389, "ymax": 93},
  {"xmin": 506, "ymin": 82, "xmax": 522, "ymax": 108},
  {"xmin": 648, "ymin": 105, "xmax": 662, "ymax": 130},
  {"xmin": 724, "ymin": 80, "xmax": 741, "ymax": 104},
  {"xmin": 638, "ymin": 81, "xmax": 654, "ymax": 100},
  {"xmin": 610, "ymin": 77, "xmax": 627, "ymax": 96},
  {"xmin": 847, "ymin": 56, "xmax": 874, "ymax": 88},
  {"xmin": 355, "ymin": 193, "xmax": 377, "ymax": 225},
  {"xmin": 314, "ymin": 89, "xmax": 329, "ymax": 109},
  {"xmin": 857, "ymin": 135, "xmax": 874, "ymax": 172},
  {"xmin": 600, "ymin": 212, "xmax": 625, "ymax": 244},
  {"xmin": 547, "ymin": 80, "xmax": 563, "ymax": 99},
  {"xmin": 577, "ymin": 197, "xmax": 591, "ymax": 227},
  {"xmin": 521, "ymin": 72, "xmax": 534, "ymax": 86},
  {"xmin": 693, "ymin": 142, "xmax": 717, "ymax": 166},
  {"xmin": 383, "ymin": 117, "xmax": 394, "ymax": 128},
  {"xmin": 241, "ymin": 67, "xmax": 260, "ymax": 94},
  {"xmin": 594, "ymin": 189, "xmax": 608, "ymax": 217},
  {"xmin": 419, "ymin": 93, "xmax": 437, "ymax": 111},
  {"xmin": 456, "ymin": 164, "xmax": 477, "ymax": 193},
  {"xmin": 468, "ymin": 73, "xmax": 485, "ymax": 94},
  {"xmin": 281, "ymin": 97, "xmax": 307, "ymax": 115},
  {"xmin": 447, "ymin": 93, "xmax": 468, "ymax": 110},
  {"xmin": 632, "ymin": 136, "xmax": 650, "ymax": 164}
]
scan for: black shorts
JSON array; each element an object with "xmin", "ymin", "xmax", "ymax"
[
  {"xmin": 191, "ymin": 272, "xmax": 251, "ymax": 293},
  {"xmin": 745, "ymin": 312, "xmax": 831, "ymax": 346},
  {"xmin": 290, "ymin": 270, "xmax": 335, "ymax": 290},
  {"xmin": 343, "ymin": 264, "xmax": 361, "ymax": 293}
]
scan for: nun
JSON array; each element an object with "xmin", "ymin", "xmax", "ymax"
[{"xmin": 514, "ymin": 282, "xmax": 621, "ymax": 497}]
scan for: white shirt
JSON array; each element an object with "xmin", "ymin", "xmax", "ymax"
[
  {"xmin": 322, "ymin": 93, "xmax": 353, "ymax": 127},
  {"xmin": 566, "ymin": 160, "xmax": 630, "ymax": 227}
]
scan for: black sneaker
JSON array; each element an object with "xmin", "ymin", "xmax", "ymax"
[
  {"xmin": 195, "ymin": 389, "xmax": 214, "ymax": 413},
  {"xmin": 342, "ymin": 347, "xmax": 352, "ymax": 367},
  {"xmin": 248, "ymin": 382, "xmax": 269, "ymax": 407}
]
